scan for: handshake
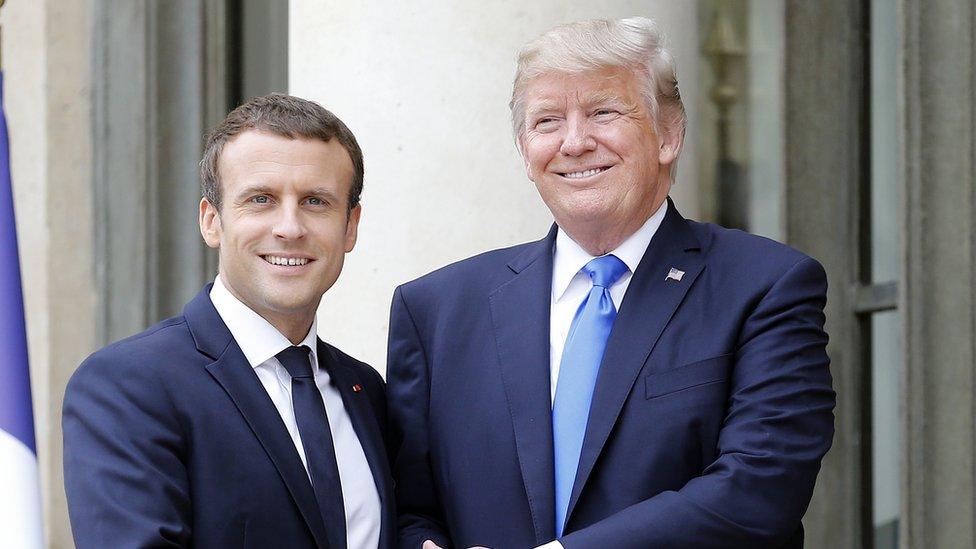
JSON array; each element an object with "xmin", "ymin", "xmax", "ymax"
[{"xmin": 425, "ymin": 542, "xmax": 489, "ymax": 549}]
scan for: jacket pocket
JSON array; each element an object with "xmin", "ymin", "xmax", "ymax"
[{"xmin": 644, "ymin": 353, "xmax": 732, "ymax": 399}]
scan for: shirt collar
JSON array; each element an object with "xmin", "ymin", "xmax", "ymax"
[
  {"xmin": 552, "ymin": 199, "xmax": 668, "ymax": 302},
  {"xmin": 209, "ymin": 275, "xmax": 319, "ymax": 370}
]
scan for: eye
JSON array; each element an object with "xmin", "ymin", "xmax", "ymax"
[
  {"xmin": 250, "ymin": 195, "xmax": 270, "ymax": 204},
  {"xmin": 594, "ymin": 108, "xmax": 620, "ymax": 118},
  {"xmin": 305, "ymin": 196, "xmax": 327, "ymax": 206},
  {"xmin": 533, "ymin": 117, "xmax": 561, "ymax": 132}
]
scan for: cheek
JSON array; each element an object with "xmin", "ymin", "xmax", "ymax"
[
  {"xmin": 614, "ymin": 137, "xmax": 659, "ymax": 177},
  {"xmin": 524, "ymin": 137, "xmax": 560, "ymax": 174},
  {"xmin": 604, "ymin": 130, "xmax": 639, "ymax": 155},
  {"xmin": 318, "ymin": 221, "xmax": 354, "ymax": 250},
  {"xmin": 222, "ymin": 216, "xmax": 264, "ymax": 242}
]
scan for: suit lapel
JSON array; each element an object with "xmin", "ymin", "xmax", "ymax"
[
  {"xmin": 488, "ymin": 226, "xmax": 558, "ymax": 544},
  {"xmin": 184, "ymin": 288, "xmax": 331, "ymax": 549},
  {"xmin": 318, "ymin": 342, "xmax": 395, "ymax": 549},
  {"xmin": 566, "ymin": 202, "xmax": 705, "ymax": 524}
]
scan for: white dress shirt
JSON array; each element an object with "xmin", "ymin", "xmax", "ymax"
[
  {"xmin": 549, "ymin": 200, "xmax": 668, "ymax": 402},
  {"xmin": 537, "ymin": 200, "xmax": 667, "ymax": 549},
  {"xmin": 210, "ymin": 276, "xmax": 381, "ymax": 549}
]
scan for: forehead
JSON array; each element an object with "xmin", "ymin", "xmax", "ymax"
[
  {"xmin": 523, "ymin": 67, "xmax": 642, "ymax": 111},
  {"xmin": 218, "ymin": 130, "xmax": 354, "ymax": 193}
]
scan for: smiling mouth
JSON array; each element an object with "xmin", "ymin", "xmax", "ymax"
[
  {"xmin": 262, "ymin": 255, "xmax": 312, "ymax": 267},
  {"xmin": 558, "ymin": 166, "xmax": 611, "ymax": 179}
]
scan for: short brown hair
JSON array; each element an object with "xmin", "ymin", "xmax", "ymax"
[{"xmin": 200, "ymin": 93, "xmax": 364, "ymax": 213}]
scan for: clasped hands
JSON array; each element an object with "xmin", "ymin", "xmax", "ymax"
[{"xmin": 424, "ymin": 541, "xmax": 489, "ymax": 549}]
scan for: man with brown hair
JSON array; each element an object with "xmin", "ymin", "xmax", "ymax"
[{"xmin": 64, "ymin": 94, "xmax": 393, "ymax": 548}]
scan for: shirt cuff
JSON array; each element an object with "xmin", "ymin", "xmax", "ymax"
[{"xmin": 534, "ymin": 541, "xmax": 563, "ymax": 549}]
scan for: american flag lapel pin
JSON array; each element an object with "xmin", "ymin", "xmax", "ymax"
[
  {"xmin": 666, "ymin": 267, "xmax": 685, "ymax": 282},
  {"xmin": 352, "ymin": 384, "xmax": 363, "ymax": 393}
]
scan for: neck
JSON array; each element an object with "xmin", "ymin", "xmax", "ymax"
[
  {"xmin": 559, "ymin": 211, "xmax": 652, "ymax": 257},
  {"xmin": 560, "ymin": 194, "xmax": 668, "ymax": 256},
  {"xmin": 561, "ymin": 224, "xmax": 634, "ymax": 256},
  {"xmin": 217, "ymin": 275, "xmax": 317, "ymax": 345},
  {"xmin": 265, "ymin": 312, "xmax": 316, "ymax": 346}
]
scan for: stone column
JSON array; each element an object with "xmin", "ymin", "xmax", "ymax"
[
  {"xmin": 902, "ymin": 0, "xmax": 976, "ymax": 546},
  {"xmin": 1, "ymin": 1, "xmax": 95, "ymax": 546},
  {"xmin": 784, "ymin": 1, "xmax": 868, "ymax": 546}
]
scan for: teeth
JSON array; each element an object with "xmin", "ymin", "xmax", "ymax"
[
  {"xmin": 563, "ymin": 168, "xmax": 604, "ymax": 179},
  {"xmin": 264, "ymin": 255, "xmax": 309, "ymax": 266}
]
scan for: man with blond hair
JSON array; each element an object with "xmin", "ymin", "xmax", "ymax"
[{"xmin": 387, "ymin": 17, "xmax": 834, "ymax": 548}]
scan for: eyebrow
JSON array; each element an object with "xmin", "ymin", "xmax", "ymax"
[
  {"xmin": 525, "ymin": 92, "xmax": 633, "ymax": 118},
  {"xmin": 525, "ymin": 100, "xmax": 563, "ymax": 118},
  {"xmin": 304, "ymin": 188, "xmax": 343, "ymax": 202},
  {"xmin": 234, "ymin": 184, "xmax": 275, "ymax": 200},
  {"xmin": 581, "ymin": 90, "xmax": 630, "ymax": 107},
  {"xmin": 234, "ymin": 185, "xmax": 342, "ymax": 202}
]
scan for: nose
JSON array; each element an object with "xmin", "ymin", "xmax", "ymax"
[
  {"xmin": 272, "ymin": 203, "xmax": 307, "ymax": 240},
  {"xmin": 559, "ymin": 116, "xmax": 596, "ymax": 157}
]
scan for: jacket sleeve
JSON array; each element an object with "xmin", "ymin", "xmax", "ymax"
[
  {"xmin": 386, "ymin": 286, "xmax": 452, "ymax": 549},
  {"xmin": 63, "ymin": 352, "xmax": 191, "ymax": 548},
  {"xmin": 560, "ymin": 257, "xmax": 836, "ymax": 549}
]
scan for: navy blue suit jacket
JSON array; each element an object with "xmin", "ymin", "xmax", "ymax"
[
  {"xmin": 63, "ymin": 285, "xmax": 395, "ymax": 548},
  {"xmin": 386, "ymin": 201, "xmax": 835, "ymax": 548}
]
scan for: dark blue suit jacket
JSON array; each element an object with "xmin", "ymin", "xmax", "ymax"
[
  {"xmin": 63, "ymin": 285, "xmax": 395, "ymax": 548},
  {"xmin": 386, "ymin": 201, "xmax": 835, "ymax": 548}
]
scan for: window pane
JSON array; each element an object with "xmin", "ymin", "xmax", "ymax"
[
  {"xmin": 869, "ymin": 1, "xmax": 902, "ymax": 547},
  {"xmin": 697, "ymin": 0, "xmax": 785, "ymax": 241},
  {"xmin": 871, "ymin": 309, "xmax": 901, "ymax": 548},
  {"xmin": 237, "ymin": 0, "xmax": 289, "ymax": 101},
  {"xmin": 745, "ymin": 0, "xmax": 784, "ymax": 240},
  {"xmin": 870, "ymin": 0, "xmax": 900, "ymax": 283}
]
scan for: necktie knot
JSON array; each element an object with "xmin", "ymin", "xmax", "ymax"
[
  {"xmin": 582, "ymin": 254, "xmax": 628, "ymax": 289},
  {"xmin": 277, "ymin": 345, "xmax": 313, "ymax": 379}
]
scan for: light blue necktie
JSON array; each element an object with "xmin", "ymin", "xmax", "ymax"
[{"xmin": 552, "ymin": 254, "xmax": 629, "ymax": 537}]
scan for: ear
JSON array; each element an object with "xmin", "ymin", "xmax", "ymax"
[
  {"xmin": 199, "ymin": 197, "xmax": 222, "ymax": 248},
  {"xmin": 657, "ymin": 122, "xmax": 684, "ymax": 169},
  {"xmin": 344, "ymin": 203, "xmax": 362, "ymax": 253}
]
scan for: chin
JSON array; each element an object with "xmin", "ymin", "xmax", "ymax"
[
  {"xmin": 260, "ymin": 291, "xmax": 317, "ymax": 314},
  {"xmin": 556, "ymin": 202, "xmax": 616, "ymax": 225}
]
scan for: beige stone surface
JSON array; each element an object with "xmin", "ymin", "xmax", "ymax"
[
  {"xmin": 2, "ymin": 0, "xmax": 95, "ymax": 546},
  {"xmin": 291, "ymin": 1, "xmax": 701, "ymax": 372}
]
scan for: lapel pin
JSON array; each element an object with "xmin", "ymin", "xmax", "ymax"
[
  {"xmin": 666, "ymin": 267, "xmax": 685, "ymax": 282},
  {"xmin": 352, "ymin": 384, "xmax": 363, "ymax": 393}
]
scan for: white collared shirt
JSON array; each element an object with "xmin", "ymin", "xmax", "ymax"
[
  {"xmin": 549, "ymin": 200, "xmax": 668, "ymax": 402},
  {"xmin": 209, "ymin": 276, "xmax": 381, "ymax": 549}
]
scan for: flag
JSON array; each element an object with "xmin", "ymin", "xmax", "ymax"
[
  {"xmin": 0, "ymin": 70, "xmax": 45, "ymax": 548},
  {"xmin": 666, "ymin": 267, "xmax": 685, "ymax": 282}
]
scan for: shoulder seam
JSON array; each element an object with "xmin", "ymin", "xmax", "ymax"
[{"xmin": 394, "ymin": 286, "xmax": 434, "ymax": 404}]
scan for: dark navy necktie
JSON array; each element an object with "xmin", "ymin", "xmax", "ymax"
[
  {"xmin": 277, "ymin": 345, "xmax": 346, "ymax": 549},
  {"xmin": 552, "ymin": 254, "xmax": 629, "ymax": 537}
]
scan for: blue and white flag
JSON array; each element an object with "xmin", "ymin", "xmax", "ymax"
[{"xmin": 0, "ymin": 70, "xmax": 45, "ymax": 548}]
